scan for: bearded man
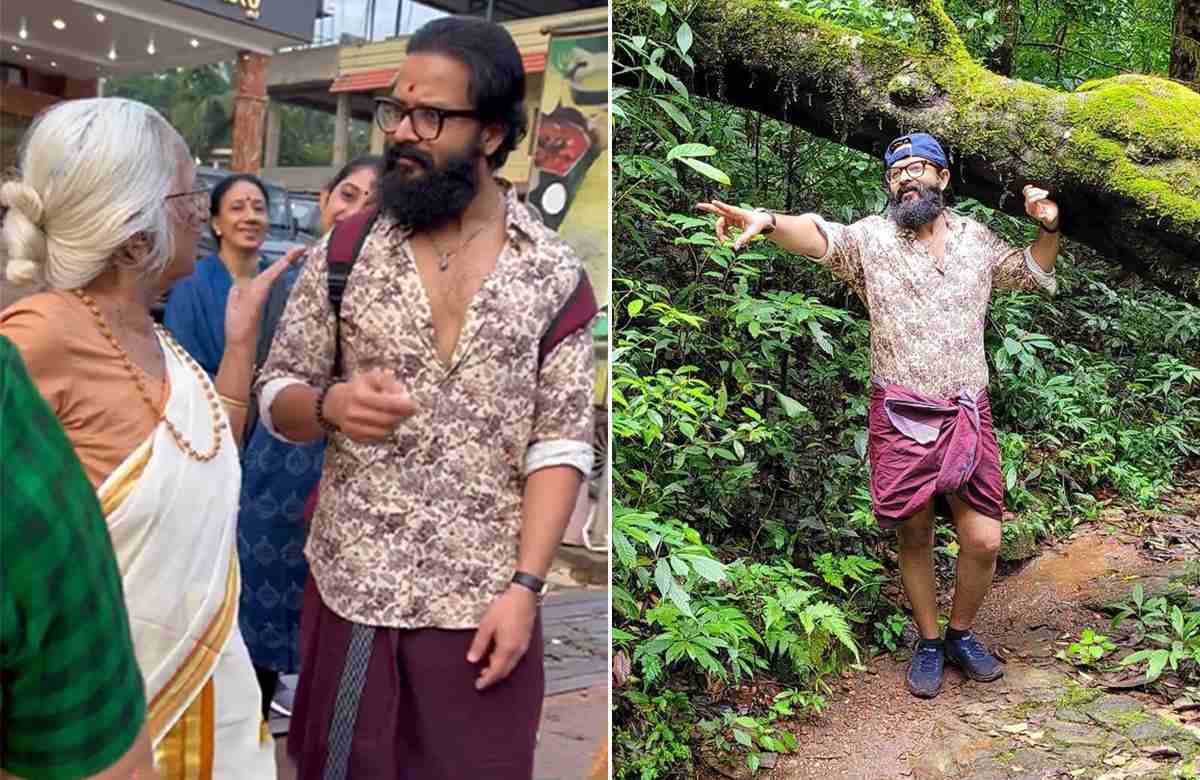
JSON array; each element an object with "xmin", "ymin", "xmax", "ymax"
[
  {"xmin": 255, "ymin": 17, "xmax": 597, "ymax": 778},
  {"xmin": 698, "ymin": 133, "xmax": 1061, "ymax": 699}
]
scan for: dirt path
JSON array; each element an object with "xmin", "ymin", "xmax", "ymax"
[{"xmin": 767, "ymin": 488, "xmax": 1200, "ymax": 780}]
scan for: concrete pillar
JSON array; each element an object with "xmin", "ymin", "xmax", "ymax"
[
  {"xmin": 370, "ymin": 116, "xmax": 385, "ymax": 155},
  {"xmin": 231, "ymin": 51, "xmax": 269, "ymax": 174},
  {"xmin": 333, "ymin": 92, "xmax": 351, "ymax": 167},
  {"xmin": 264, "ymin": 100, "xmax": 282, "ymax": 168}
]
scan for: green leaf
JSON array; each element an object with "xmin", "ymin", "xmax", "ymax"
[
  {"xmin": 627, "ymin": 298, "xmax": 645, "ymax": 317},
  {"xmin": 654, "ymin": 558, "xmax": 673, "ymax": 600},
  {"xmin": 613, "ymin": 528, "xmax": 636, "ymax": 569},
  {"xmin": 644, "ymin": 64, "xmax": 668, "ymax": 83},
  {"xmin": 733, "ymin": 729, "xmax": 753, "ymax": 748},
  {"xmin": 679, "ymin": 156, "xmax": 730, "ymax": 185},
  {"xmin": 777, "ymin": 393, "xmax": 808, "ymax": 418},
  {"xmin": 676, "ymin": 22, "xmax": 694, "ymax": 55},
  {"xmin": 666, "ymin": 143, "xmax": 717, "ymax": 161},
  {"xmin": 678, "ymin": 553, "xmax": 726, "ymax": 582},
  {"xmin": 747, "ymin": 753, "xmax": 761, "ymax": 772},
  {"xmin": 650, "ymin": 0, "xmax": 667, "ymax": 14},
  {"xmin": 650, "ymin": 97, "xmax": 693, "ymax": 134}
]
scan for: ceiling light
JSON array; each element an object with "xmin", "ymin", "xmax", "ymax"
[
  {"xmin": 19, "ymin": 18, "xmax": 28, "ymax": 39},
  {"xmin": 11, "ymin": 45, "xmax": 18, "ymax": 52},
  {"xmin": 25, "ymin": 54, "xmax": 33, "ymax": 60},
  {"xmin": 52, "ymin": 19, "xmax": 66, "ymax": 30},
  {"xmin": 147, "ymin": 36, "xmax": 156, "ymax": 55},
  {"xmin": 108, "ymin": 43, "xmax": 117, "ymax": 61},
  {"xmin": 95, "ymin": 13, "xmax": 106, "ymax": 22},
  {"xmin": 51, "ymin": 61, "xmax": 58, "ymax": 67},
  {"xmin": 190, "ymin": 38, "xmax": 200, "ymax": 48}
]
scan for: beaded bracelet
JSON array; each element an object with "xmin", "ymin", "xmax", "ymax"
[{"xmin": 316, "ymin": 384, "xmax": 340, "ymax": 434}]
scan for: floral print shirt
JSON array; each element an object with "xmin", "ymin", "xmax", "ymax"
[
  {"xmin": 256, "ymin": 185, "xmax": 596, "ymax": 629},
  {"xmin": 809, "ymin": 211, "xmax": 1057, "ymax": 398}
]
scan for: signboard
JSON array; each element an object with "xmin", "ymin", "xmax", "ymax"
[
  {"xmin": 164, "ymin": 0, "xmax": 320, "ymax": 41},
  {"xmin": 527, "ymin": 30, "xmax": 609, "ymax": 306}
]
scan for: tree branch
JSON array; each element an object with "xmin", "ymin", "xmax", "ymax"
[{"xmin": 614, "ymin": 0, "xmax": 1200, "ymax": 298}]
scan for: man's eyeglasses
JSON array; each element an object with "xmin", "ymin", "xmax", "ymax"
[
  {"xmin": 165, "ymin": 186, "xmax": 211, "ymax": 216},
  {"xmin": 884, "ymin": 160, "xmax": 938, "ymax": 185},
  {"xmin": 374, "ymin": 97, "xmax": 479, "ymax": 141}
]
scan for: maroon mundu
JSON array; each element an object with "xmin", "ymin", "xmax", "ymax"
[{"xmin": 867, "ymin": 378, "xmax": 1004, "ymax": 526}]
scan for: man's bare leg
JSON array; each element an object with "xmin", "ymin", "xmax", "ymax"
[
  {"xmin": 895, "ymin": 500, "xmax": 939, "ymax": 640},
  {"xmin": 943, "ymin": 494, "xmax": 1004, "ymax": 681},
  {"xmin": 946, "ymin": 494, "xmax": 1002, "ymax": 631}
]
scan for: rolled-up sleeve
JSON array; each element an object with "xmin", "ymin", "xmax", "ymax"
[
  {"xmin": 255, "ymin": 236, "xmax": 336, "ymax": 440},
  {"xmin": 526, "ymin": 325, "xmax": 595, "ymax": 479},
  {"xmin": 989, "ymin": 232, "xmax": 1057, "ymax": 295}
]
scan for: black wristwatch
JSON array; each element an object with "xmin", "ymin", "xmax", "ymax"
[
  {"xmin": 753, "ymin": 207, "xmax": 777, "ymax": 235},
  {"xmin": 511, "ymin": 571, "xmax": 548, "ymax": 602}
]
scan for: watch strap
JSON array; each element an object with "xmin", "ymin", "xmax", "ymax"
[
  {"xmin": 511, "ymin": 571, "xmax": 547, "ymax": 598},
  {"xmin": 754, "ymin": 207, "xmax": 777, "ymax": 235}
]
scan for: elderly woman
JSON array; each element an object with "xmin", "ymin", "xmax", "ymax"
[
  {"xmin": 0, "ymin": 97, "xmax": 292, "ymax": 777},
  {"xmin": 165, "ymin": 158, "xmax": 381, "ymax": 721}
]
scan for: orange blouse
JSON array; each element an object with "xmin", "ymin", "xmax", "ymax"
[{"xmin": 0, "ymin": 291, "xmax": 168, "ymax": 489}]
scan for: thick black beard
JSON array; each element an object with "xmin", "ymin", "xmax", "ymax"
[
  {"xmin": 888, "ymin": 184, "xmax": 945, "ymax": 229},
  {"xmin": 380, "ymin": 142, "xmax": 481, "ymax": 231}
]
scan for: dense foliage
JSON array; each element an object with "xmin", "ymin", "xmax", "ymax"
[
  {"xmin": 611, "ymin": 1, "xmax": 1199, "ymax": 777},
  {"xmin": 107, "ymin": 63, "xmax": 371, "ymax": 168}
]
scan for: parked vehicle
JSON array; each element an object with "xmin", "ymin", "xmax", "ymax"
[{"xmin": 289, "ymin": 192, "xmax": 323, "ymax": 242}]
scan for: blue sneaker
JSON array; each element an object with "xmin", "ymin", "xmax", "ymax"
[
  {"xmin": 944, "ymin": 631, "xmax": 1004, "ymax": 682},
  {"xmin": 906, "ymin": 639, "xmax": 945, "ymax": 698}
]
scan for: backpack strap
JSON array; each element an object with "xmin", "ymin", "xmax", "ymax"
[
  {"xmin": 327, "ymin": 208, "xmax": 380, "ymax": 379},
  {"xmin": 539, "ymin": 270, "xmax": 598, "ymax": 367}
]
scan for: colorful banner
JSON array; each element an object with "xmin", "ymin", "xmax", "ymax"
[{"xmin": 527, "ymin": 31, "xmax": 609, "ymax": 306}]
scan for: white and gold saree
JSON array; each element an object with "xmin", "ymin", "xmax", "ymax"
[{"xmin": 98, "ymin": 332, "xmax": 274, "ymax": 779}]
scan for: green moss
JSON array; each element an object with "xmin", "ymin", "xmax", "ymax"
[
  {"xmin": 994, "ymin": 750, "xmax": 1018, "ymax": 765},
  {"xmin": 1057, "ymin": 682, "xmax": 1102, "ymax": 708},
  {"xmin": 1068, "ymin": 75, "xmax": 1200, "ymax": 161}
]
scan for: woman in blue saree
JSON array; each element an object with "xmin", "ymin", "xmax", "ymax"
[{"xmin": 164, "ymin": 173, "xmax": 321, "ymax": 721}]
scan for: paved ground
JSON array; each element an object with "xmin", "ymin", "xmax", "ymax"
[{"xmin": 272, "ymin": 547, "xmax": 608, "ymax": 778}]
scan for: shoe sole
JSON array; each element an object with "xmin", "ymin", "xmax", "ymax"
[
  {"xmin": 945, "ymin": 656, "xmax": 1004, "ymax": 682},
  {"xmin": 906, "ymin": 675, "xmax": 943, "ymax": 698}
]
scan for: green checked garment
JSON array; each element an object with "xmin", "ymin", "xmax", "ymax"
[{"xmin": 1, "ymin": 335, "xmax": 146, "ymax": 780}]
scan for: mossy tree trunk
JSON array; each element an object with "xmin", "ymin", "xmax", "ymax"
[
  {"xmin": 615, "ymin": 0, "xmax": 1200, "ymax": 299},
  {"xmin": 1173, "ymin": 0, "xmax": 1200, "ymax": 85}
]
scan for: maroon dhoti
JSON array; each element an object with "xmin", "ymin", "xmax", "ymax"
[
  {"xmin": 867, "ymin": 379, "xmax": 1004, "ymax": 527},
  {"xmin": 287, "ymin": 579, "xmax": 544, "ymax": 779}
]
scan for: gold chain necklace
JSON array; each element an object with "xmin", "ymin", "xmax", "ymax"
[{"xmin": 72, "ymin": 289, "xmax": 225, "ymax": 462}]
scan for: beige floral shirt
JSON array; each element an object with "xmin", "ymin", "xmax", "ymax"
[
  {"xmin": 256, "ymin": 185, "xmax": 596, "ymax": 629},
  {"xmin": 809, "ymin": 211, "xmax": 1057, "ymax": 398}
]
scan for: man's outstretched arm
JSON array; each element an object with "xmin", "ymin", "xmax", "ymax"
[{"xmin": 697, "ymin": 200, "xmax": 829, "ymax": 257}]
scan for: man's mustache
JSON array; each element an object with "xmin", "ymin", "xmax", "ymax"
[{"xmin": 386, "ymin": 145, "xmax": 433, "ymax": 171}]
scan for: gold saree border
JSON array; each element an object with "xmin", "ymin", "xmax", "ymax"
[
  {"xmin": 145, "ymin": 557, "xmax": 239, "ymax": 742},
  {"xmin": 98, "ymin": 439, "xmax": 154, "ymax": 518},
  {"xmin": 153, "ymin": 678, "xmax": 215, "ymax": 779}
]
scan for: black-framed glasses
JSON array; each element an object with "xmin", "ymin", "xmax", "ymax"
[
  {"xmin": 373, "ymin": 97, "xmax": 479, "ymax": 140},
  {"xmin": 884, "ymin": 160, "xmax": 937, "ymax": 184}
]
